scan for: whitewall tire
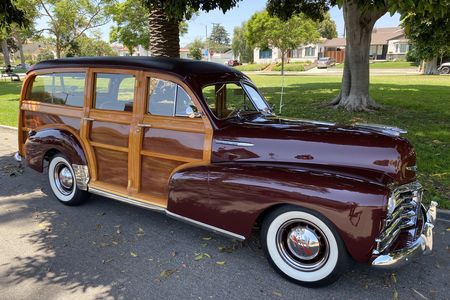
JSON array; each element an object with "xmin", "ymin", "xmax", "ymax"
[
  {"xmin": 261, "ymin": 205, "xmax": 349, "ymax": 287},
  {"xmin": 48, "ymin": 155, "xmax": 88, "ymax": 206}
]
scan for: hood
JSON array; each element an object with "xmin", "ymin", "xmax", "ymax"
[{"xmin": 211, "ymin": 115, "xmax": 417, "ymax": 185}]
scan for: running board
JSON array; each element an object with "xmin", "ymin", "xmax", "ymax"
[{"xmin": 89, "ymin": 187, "xmax": 245, "ymax": 241}]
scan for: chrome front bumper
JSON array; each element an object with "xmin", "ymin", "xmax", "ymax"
[{"xmin": 371, "ymin": 201, "xmax": 437, "ymax": 268}]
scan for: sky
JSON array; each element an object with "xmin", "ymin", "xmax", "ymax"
[{"xmin": 36, "ymin": 0, "xmax": 401, "ymax": 47}]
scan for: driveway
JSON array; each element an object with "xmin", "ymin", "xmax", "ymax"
[{"xmin": 0, "ymin": 126, "xmax": 449, "ymax": 299}]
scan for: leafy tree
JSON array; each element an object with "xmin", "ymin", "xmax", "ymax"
[
  {"xmin": 209, "ymin": 23, "xmax": 230, "ymax": 44},
  {"xmin": 402, "ymin": 10, "xmax": 450, "ymax": 74},
  {"xmin": 245, "ymin": 11, "xmax": 320, "ymax": 75},
  {"xmin": 141, "ymin": 0, "xmax": 242, "ymax": 58},
  {"xmin": 267, "ymin": 0, "xmax": 450, "ymax": 111},
  {"xmin": 232, "ymin": 23, "xmax": 253, "ymax": 63},
  {"xmin": 318, "ymin": 12, "xmax": 337, "ymax": 39},
  {"xmin": 189, "ymin": 38, "xmax": 204, "ymax": 60},
  {"xmin": 109, "ymin": 0, "xmax": 188, "ymax": 56},
  {"xmin": 37, "ymin": 0, "xmax": 111, "ymax": 58},
  {"xmin": 0, "ymin": 0, "xmax": 28, "ymax": 30}
]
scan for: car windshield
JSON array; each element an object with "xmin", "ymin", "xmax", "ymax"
[{"xmin": 202, "ymin": 82, "xmax": 271, "ymax": 119}]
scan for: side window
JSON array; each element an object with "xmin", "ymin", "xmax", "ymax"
[
  {"xmin": 202, "ymin": 83, "xmax": 257, "ymax": 119},
  {"xmin": 94, "ymin": 73, "xmax": 135, "ymax": 112},
  {"xmin": 147, "ymin": 78, "xmax": 197, "ymax": 117},
  {"xmin": 29, "ymin": 73, "xmax": 85, "ymax": 107}
]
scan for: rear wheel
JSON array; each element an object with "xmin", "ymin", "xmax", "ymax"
[
  {"xmin": 261, "ymin": 205, "xmax": 349, "ymax": 287},
  {"xmin": 48, "ymin": 155, "xmax": 89, "ymax": 206}
]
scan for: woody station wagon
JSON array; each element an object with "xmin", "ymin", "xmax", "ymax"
[{"xmin": 16, "ymin": 57, "xmax": 437, "ymax": 286}]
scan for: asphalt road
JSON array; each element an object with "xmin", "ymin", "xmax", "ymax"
[{"xmin": 0, "ymin": 126, "xmax": 449, "ymax": 300}]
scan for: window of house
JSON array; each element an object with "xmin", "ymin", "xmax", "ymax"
[
  {"xmin": 94, "ymin": 73, "xmax": 135, "ymax": 112},
  {"xmin": 29, "ymin": 73, "xmax": 85, "ymax": 106},
  {"xmin": 259, "ymin": 48, "xmax": 272, "ymax": 59},
  {"xmin": 147, "ymin": 78, "xmax": 197, "ymax": 117},
  {"xmin": 395, "ymin": 43, "xmax": 409, "ymax": 54},
  {"xmin": 305, "ymin": 47, "xmax": 315, "ymax": 57}
]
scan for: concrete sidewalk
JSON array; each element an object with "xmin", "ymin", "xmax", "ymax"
[{"xmin": 0, "ymin": 126, "xmax": 449, "ymax": 299}]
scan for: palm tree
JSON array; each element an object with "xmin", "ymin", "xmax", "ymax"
[{"xmin": 148, "ymin": 3, "xmax": 180, "ymax": 58}]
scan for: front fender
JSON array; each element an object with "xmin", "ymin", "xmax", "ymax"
[
  {"xmin": 24, "ymin": 128, "xmax": 87, "ymax": 173},
  {"xmin": 169, "ymin": 162, "xmax": 390, "ymax": 263}
]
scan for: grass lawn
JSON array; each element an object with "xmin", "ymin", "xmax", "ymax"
[
  {"xmin": 0, "ymin": 75, "xmax": 449, "ymax": 208},
  {"xmin": 336, "ymin": 61, "xmax": 419, "ymax": 69},
  {"xmin": 273, "ymin": 61, "xmax": 312, "ymax": 72},
  {"xmin": 234, "ymin": 63, "xmax": 269, "ymax": 71}
]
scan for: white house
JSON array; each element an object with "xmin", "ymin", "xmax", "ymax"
[
  {"xmin": 253, "ymin": 27, "xmax": 410, "ymax": 64},
  {"xmin": 253, "ymin": 42, "xmax": 323, "ymax": 64}
]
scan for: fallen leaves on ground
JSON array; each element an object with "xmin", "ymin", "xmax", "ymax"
[
  {"xmin": 216, "ymin": 261, "xmax": 226, "ymax": 266},
  {"xmin": 194, "ymin": 252, "xmax": 211, "ymax": 261},
  {"xmin": 390, "ymin": 272, "xmax": 397, "ymax": 284},
  {"xmin": 202, "ymin": 236, "xmax": 212, "ymax": 241},
  {"xmin": 130, "ymin": 251, "xmax": 138, "ymax": 257},
  {"xmin": 159, "ymin": 269, "xmax": 176, "ymax": 278},
  {"xmin": 272, "ymin": 291, "xmax": 283, "ymax": 297}
]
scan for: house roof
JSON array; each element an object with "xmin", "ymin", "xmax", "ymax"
[
  {"xmin": 371, "ymin": 27, "xmax": 405, "ymax": 44},
  {"xmin": 322, "ymin": 27, "xmax": 406, "ymax": 47}
]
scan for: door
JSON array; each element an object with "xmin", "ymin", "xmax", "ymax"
[
  {"xmin": 83, "ymin": 69, "xmax": 138, "ymax": 196},
  {"xmin": 131, "ymin": 73, "xmax": 211, "ymax": 207}
]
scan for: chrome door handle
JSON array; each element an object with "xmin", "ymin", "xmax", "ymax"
[
  {"xmin": 84, "ymin": 117, "xmax": 95, "ymax": 121},
  {"xmin": 137, "ymin": 123, "xmax": 152, "ymax": 128}
]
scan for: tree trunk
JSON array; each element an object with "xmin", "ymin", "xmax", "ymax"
[
  {"xmin": 56, "ymin": 35, "xmax": 61, "ymax": 59},
  {"xmin": 280, "ymin": 50, "xmax": 285, "ymax": 75},
  {"xmin": 148, "ymin": 4, "xmax": 180, "ymax": 58},
  {"xmin": 330, "ymin": 0, "xmax": 386, "ymax": 111},
  {"xmin": 1, "ymin": 40, "xmax": 11, "ymax": 65},
  {"xmin": 422, "ymin": 57, "xmax": 438, "ymax": 75},
  {"xmin": 16, "ymin": 37, "xmax": 25, "ymax": 65}
]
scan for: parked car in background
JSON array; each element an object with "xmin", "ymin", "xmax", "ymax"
[
  {"xmin": 16, "ymin": 57, "xmax": 437, "ymax": 287},
  {"xmin": 227, "ymin": 59, "xmax": 241, "ymax": 66},
  {"xmin": 438, "ymin": 62, "xmax": 450, "ymax": 74},
  {"xmin": 317, "ymin": 57, "xmax": 336, "ymax": 69}
]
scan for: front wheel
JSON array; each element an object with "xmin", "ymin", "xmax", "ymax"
[
  {"xmin": 261, "ymin": 205, "xmax": 350, "ymax": 287},
  {"xmin": 48, "ymin": 155, "xmax": 89, "ymax": 206}
]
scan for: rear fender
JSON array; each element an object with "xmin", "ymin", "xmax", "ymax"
[{"xmin": 24, "ymin": 127, "xmax": 87, "ymax": 172}]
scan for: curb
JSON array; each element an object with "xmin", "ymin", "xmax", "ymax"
[
  {"xmin": 0, "ymin": 125, "xmax": 18, "ymax": 130},
  {"xmin": 437, "ymin": 209, "xmax": 450, "ymax": 222}
]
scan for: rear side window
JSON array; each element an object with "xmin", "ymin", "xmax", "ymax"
[
  {"xmin": 29, "ymin": 73, "xmax": 85, "ymax": 107},
  {"xmin": 147, "ymin": 78, "xmax": 197, "ymax": 117},
  {"xmin": 94, "ymin": 73, "xmax": 135, "ymax": 112}
]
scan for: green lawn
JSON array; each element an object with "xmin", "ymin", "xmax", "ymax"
[
  {"xmin": 1, "ymin": 75, "xmax": 449, "ymax": 208},
  {"xmin": 233, "ymin": 63, "xmax": 269, "ymax": 71},
  {"xmin": 337, "ymin": 61, "xmax": 419, "ymax": 69}
]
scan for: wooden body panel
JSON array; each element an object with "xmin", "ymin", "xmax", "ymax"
[{"xmin": 18, "ymin": 67, "xmax": 213, "ymax": 209}]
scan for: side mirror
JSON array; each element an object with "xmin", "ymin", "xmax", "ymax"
[{"xmin": 186, "ymin": 106, "xmax": 202, "ymax": 118}]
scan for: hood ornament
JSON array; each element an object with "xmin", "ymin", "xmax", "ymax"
[{"xmin": 355, "ymin": 123, "xmax": 407, "ymax": 137}]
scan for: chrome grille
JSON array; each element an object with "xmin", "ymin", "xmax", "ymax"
[{"xmin": 374, "ymin": 182, "xmax": 423, "ymax": 255}]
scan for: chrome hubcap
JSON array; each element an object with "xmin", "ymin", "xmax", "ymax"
[
  {"xmin": 54, "ymin": 162, "xmax": 74, "ymax": 195},
  {"xmin": 287, "ymin": 226, "xmax": 320, "ymax": 260},
  {"xmin": 276, "ymin": 219, "xmax": 329, "ymax": 272}
]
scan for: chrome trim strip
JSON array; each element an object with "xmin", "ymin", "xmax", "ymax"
[
  {"xmin": 72, "ymin": 164, "xmax": 90, "ymax": 191},
  {"xmin": 89, "ymin": 187, "xmax": 165, "ymax": 212},
  {"xmin": 89, "ymin": 187, "xmax": 246, "ymax": 241},
  {"xmin": 355, "ymin": 123, "xmax": 407, "ymax": 136},
  {"xmin": 166, "ymin": 211, "xmax": 246, "ymax": 241},
  {"xmin": 215, "ymin": 140, "xmax": 254, "ymax": 147},
  {"xmin": 14, "ymin": 152, "xmax": 22, "ymax": 162}
]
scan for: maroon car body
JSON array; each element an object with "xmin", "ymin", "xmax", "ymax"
[{"xmin": 17, "ymin": 57, "xmax": 436, "ymax": 286}]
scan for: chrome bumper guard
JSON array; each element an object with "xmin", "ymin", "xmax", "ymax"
[
  {"xmin": 14, "ymin": 152, "xmax": 22, "ymax": 162},
  {"xmin": 371, "ymin": 201, "xmax": 437, "ymax": 268}
]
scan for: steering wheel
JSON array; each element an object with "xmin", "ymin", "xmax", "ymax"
[{"xmin": 227, "ymin": 105, "xmax": 245, "ymax": 119}]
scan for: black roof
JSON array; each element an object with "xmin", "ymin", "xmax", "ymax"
[{"xmin": 30, "ymin": 56, "xmax": 244, "ymax": 81}]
